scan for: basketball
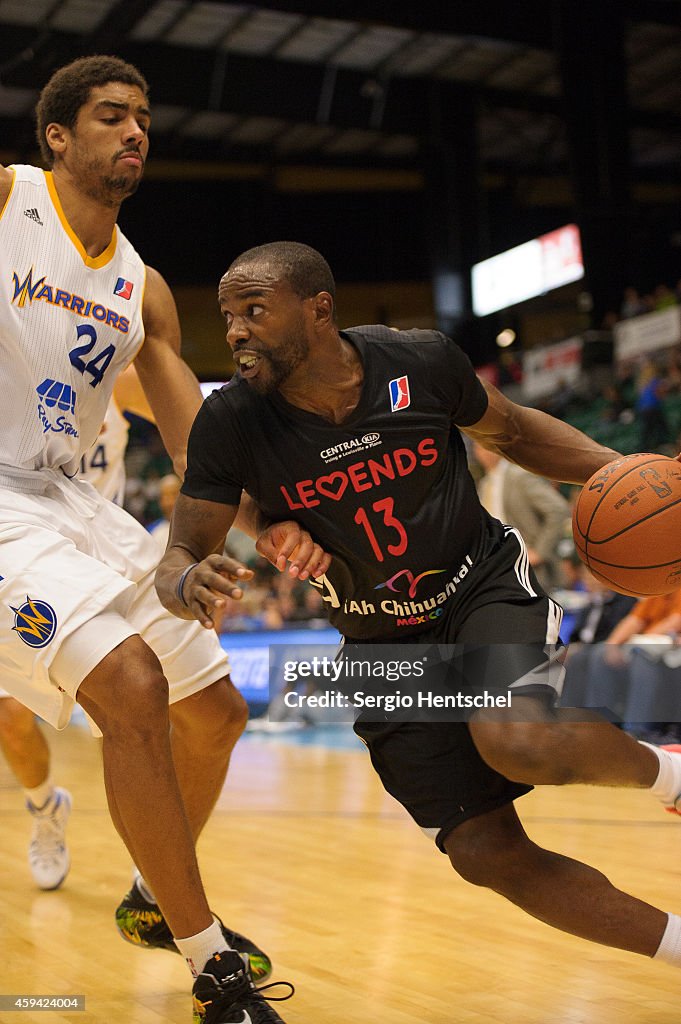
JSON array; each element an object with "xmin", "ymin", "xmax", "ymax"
[{"xmin": 572, "ymin": 452, "xmax": 681, "ymax": 596}]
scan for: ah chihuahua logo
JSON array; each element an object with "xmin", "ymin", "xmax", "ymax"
[{"xmin": 375, "ymin": 568, "xmax": 446, "ymax": 599}]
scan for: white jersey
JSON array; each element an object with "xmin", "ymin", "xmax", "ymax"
[
  {"xmin": 80, "ymin": 400, "xmax": 130, "ymax": 505},
  {"xmin": 0, "ymin": 165, "xmax": 145, "ymax": 476}
]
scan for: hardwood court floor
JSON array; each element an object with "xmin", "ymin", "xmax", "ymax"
[{"xmin": 1, "ymin": 719, "xmax": 681, "ymax": 1023}]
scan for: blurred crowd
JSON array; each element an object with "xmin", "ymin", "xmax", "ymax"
[
  {"xmin": 538, "ymin": 278, "xmax": 681, "ymax": 455},
  {"xmin": 616, "ymin": 279, "xmax": 681, "ymax": 322}
]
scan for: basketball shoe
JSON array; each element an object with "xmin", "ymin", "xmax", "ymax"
[
  {"xmin": 26, "ymin": 787, "xmax": 72, "ymax": 890},
  {"xmin": 660, "ymin": 744, "xmax": 681, "ymax": 815},
  {"xmin": 115, "ymin": 879, "xmax": 273, "ymax": 984},
  {"xmin": 192, "ymin": 951, "xmax": 292, "ymax": 1024}
]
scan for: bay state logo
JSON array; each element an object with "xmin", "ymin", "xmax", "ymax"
[
  {"xmin": 12, "ymin": 596, "xmax": 58, "ymax": 648},
  {"xmin": 36, "ymin": 379, "xmax": 79, "ymax": 437},
  {"xmin": 36, "ymin": 378, "xmax": 76, "ymax": 413}
]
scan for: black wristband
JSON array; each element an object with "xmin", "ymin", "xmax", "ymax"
[{"xmin": 177, "ymin": 562, "xmax": 199, "ymax": 606}]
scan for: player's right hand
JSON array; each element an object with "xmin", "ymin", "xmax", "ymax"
[
  {"xmin": 181, "ymin": 553, "xmax": 254, "ymax": 629},
  {"xmin": 255, "ymin": 520, "xmax": 332, "ymax": 581}
]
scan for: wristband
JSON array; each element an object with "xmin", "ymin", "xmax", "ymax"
[{"xmin": 177, "ymin": 562, "xmax": 199, "ymax": 606}]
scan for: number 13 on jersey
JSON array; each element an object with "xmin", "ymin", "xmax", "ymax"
[{"xmin": 354, "ymin": 497, "xmax": 408, "ymax": 562}]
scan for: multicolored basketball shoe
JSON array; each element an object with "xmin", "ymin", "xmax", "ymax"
[
  {"xmin": 115, "ymin": 879, "xmax": 273, "ymax": 984},
  {"xmin": 193, "ymin": 951, "xmax": 292, "ymax": 1024}
]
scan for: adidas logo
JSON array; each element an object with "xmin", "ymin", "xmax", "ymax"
[{"xmin": 24, "ymin": 207, "xmax": 43, "ymax": 226}]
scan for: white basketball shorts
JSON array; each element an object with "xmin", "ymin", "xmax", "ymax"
[{"xmin": 0, "ymin": 470, "xmax": 229, "ymax": 731}]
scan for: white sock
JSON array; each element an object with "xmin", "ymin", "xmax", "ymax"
[
  {"xmin": 654, "ymin": 913, "xmax": 681, "ymax": 965},
  {"xmin": 133, "ymin": 870, "xmax": 157, "ymax": 905},
  {"xmin": 174, "ymin": 918, "xmax": 230, "ymax": 978},
  {"xmin": 24, "ymin": 779, "xmax": 55, "ymax": 811},
  {"xmin": 641, "ymin": 742, "xmax": 681, "ymax": 806}
]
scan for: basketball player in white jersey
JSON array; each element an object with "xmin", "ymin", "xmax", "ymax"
[
  {"xmin": 0, "ymin": 55, "xmax": 321, "ymax": 1024},
  {"xmin": 0, "ymin": 367, "xmax": 151, "ymax": 892},
  {"xmin": 0, "ymin": 370, "xmax": 269, "ymax": 893}
]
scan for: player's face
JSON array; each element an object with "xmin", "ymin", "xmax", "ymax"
[
  {"xmin": 219, "ymin": 268, "xmax": 313, "ymax": 395},
  {"xmin": 62, "ymin": 83, "xmax": 150, "ymax": 205}
]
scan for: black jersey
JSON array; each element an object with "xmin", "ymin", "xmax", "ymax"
[{"xmin": 183, "ymin": 325, "xmax": 506, "ymax": 640}]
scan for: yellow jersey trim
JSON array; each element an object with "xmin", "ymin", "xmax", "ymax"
[
  {"xmin": 0, "ymin": 167, "xmax": 17, "ymax": 223},
  {"xmin": 45, "ymin": 171, "xmax": 118, "ymax": 269}
]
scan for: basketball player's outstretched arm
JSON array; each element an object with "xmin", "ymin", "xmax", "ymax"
[
  {"xmin": 113, "ymin": 363, "xmax": 155, "ymax": 422},
  {"xmin": 133, "ymin": 265, "xmax": 203, "ymax": 477},
  {"xmin": 462, "ymin": 379, "xmax": 620, "ymax": 485},
  {"xmin": 156, "ymin": 492, "xmax": 331, "ymax": 627}
]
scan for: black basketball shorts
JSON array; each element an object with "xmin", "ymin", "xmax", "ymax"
[{"xmin": 352, "ymin": 528, "xmax": 566, "ymax": 851}]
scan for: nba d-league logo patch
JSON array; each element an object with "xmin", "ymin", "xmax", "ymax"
[
  {"xmin": 114, "ymin": 277, "xmax": 133, "ymax": 300},
  {"xmin": 11, "ymin": 596, "xmax": 58, "ymax": 648},
  {"xmin": 389, "ymin": 375, "xmax": 411, "ymax": 412}
]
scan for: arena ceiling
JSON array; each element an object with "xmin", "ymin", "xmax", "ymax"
[{"xmin": 0, "ymin": 0, "xmax": 680, "ymax": 198}]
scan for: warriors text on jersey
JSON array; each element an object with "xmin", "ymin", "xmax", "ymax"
[
  {"xmin": 183, "ymin": 325, "xmax": 510, "ymax": 640},
  {"xmin": 0, "ymin": 165, "xmax": 145, "ymax": 476}
]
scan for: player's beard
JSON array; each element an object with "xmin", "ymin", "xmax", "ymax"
[
  {"xmin": 102, "ymin": 172, "xmax": 142, "ymax": 201},
  {"xmin": 242, "ymin": 321, "xmax": 310, "ymax": 396},
  {"xmin": 77, "ymin": 148, "xmax": 144, "ymax": 207}
]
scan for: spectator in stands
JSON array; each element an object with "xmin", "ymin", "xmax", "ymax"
[
  {"xmin": 600, "ymin": 310, "xmax": 620, "ymax": 332},
  {"xmin": 635, "ymin": 359, "xmax": 671, "ymax": 451},
  {"xmin": 600, "ymin": 382, "xmax": 633, "ymax": 426},
  {"xmin": 257, "ymin": 596, "xmax": 286, "ymax": 631},
  {"xmin": 653, "ymin": 283, "xmax": 678, "ymax": 312},
  {"xmin": 497, "ymin": 350, "xmax": 522, "ymax": 386},
  {"xmin": 562, "ymin": 590, "xmax": 681, "ymax": 727},
  {"xmin": 123, "ymin": 474, "xmax": 148, "ymax": 523},
  {"xmin": 556, "ymin": 539, "xmax": 589, "ymax": 596},
  {"xmin": 148, "ymin": 473, "xmax": 181, "ymax": 553},
  {"xmin": 622, "ymin": 639, "xmax": 681, "ymax": 744},
  {"xmin": 566, "ymin": 568, "xmax": 637, "ymax": 648},
  {"xmin": 291, "ymin": 587, "xmax": 327, "ymax": 627},
  {"xmin": 272, "ymin": 592, "xmax": 297, "ymax": 626},
  {"xmin": 620, "ymin": 287, "xmax": 648, "ymax": 320},
  {"xmin": 545, "ymin": 377, "xmax": 580, "ymax": 419},
  {"xmin": 472, "ymin": 443, "xmax": 571, "ymax": 592}
]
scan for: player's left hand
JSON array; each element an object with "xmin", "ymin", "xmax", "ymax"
[
  {"xmin": 256, "ymin": 520, "xmax": 332, "ymax": 581},
  {"xmin": 181, "ymin": 553, "xmax": 254, "ymax": 629}
]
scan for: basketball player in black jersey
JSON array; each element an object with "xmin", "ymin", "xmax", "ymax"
[{"xmin": 156, "ymin": 241, "xmax": 681, "ymax": 990}]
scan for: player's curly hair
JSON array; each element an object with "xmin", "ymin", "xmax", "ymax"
[
  {"xmin": 35, "ymin": 55, "xmax": 149, "ymax": 166},
  {"xmin": 228, "ymin": 242, "xmax": 337, "ymax": 309}
]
